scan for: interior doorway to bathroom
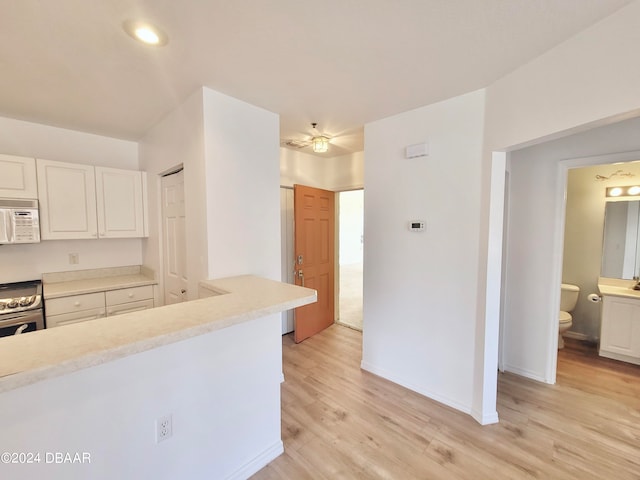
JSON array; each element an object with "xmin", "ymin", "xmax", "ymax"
[
  {"xmin": 337, "ymin": 189, "xmax": 364, "ymax": 331},
  {"xmin": 500, "ymin": 116, "xmax": 640, "ymax": 386},
  {"xmin": 561, "ymin": 158, "xmax": 640, "ymax": 344}
]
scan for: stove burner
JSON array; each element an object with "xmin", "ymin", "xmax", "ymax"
[{"xmin": 0, "ymin": 280, "xmax": 42, "ymax": 315}]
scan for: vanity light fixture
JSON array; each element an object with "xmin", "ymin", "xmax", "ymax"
[
  {"xmin": 123, "ymin": 20, "xmax": 169, "ymax": 46},
  {"xmin": 606, "ymin": 186, "xmax": 640, "ymax": 197}
]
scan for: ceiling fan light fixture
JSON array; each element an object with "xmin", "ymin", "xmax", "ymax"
[{"xmin": 312, "ymin": 135, "xmax": 330, "ymax": 153}]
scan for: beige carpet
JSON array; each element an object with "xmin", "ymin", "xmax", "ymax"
[{"xmin": 338, "ymin": 262, "xmax": 363, "ymax": 331}]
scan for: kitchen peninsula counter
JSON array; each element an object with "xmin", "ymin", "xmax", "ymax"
[{"xmin": 0, "ymin": 275, "xmax": 316, "ymax": 393}]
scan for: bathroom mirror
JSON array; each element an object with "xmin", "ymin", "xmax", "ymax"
[{"xmin": 601, "ymin": 200, "xmax": 640, "ymax": 279}]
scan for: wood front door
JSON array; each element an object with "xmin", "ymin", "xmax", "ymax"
[
  {"xmin": 161, "ymin": 168, "xmax": 188, "ymax": 304},
  {"xmin": 294, "ymin": 184, "xmax": 335, "ymax": 343}
]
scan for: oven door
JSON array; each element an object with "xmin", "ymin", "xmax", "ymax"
[{"xmin": 0, "ymin": 310, "xmax": 44, "ymax": 337}]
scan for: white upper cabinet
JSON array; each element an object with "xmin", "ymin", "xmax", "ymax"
[
  {"xmin": 35, "ymin": 159, "xmax": 147, "ymax": 240},
  {"xmin": 96, "ymin": 167, "xmax": 145, "ymax": 238},
  {"xmin": 37, "ymin": 159, "xmax": 98, "ymax": 240},
  {"xmin": 0, "ymin": 154, "xmax": 38, "ymax": 199}
]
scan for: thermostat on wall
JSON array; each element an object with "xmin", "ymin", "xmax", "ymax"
[{"xmin": 408, "ymin": 221, "xmax": 425, "ymax": 232}]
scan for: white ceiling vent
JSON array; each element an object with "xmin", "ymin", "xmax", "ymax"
[{"xmin": 283, "ymin": 139, "xmax": 310, "ymax": 149}]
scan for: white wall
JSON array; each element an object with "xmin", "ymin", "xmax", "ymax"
[
  {"xmin": 324, "ymin": 151, "xmax": 364, "ymax": 191},
  {"xmin": 481, "ymin": 0, "xmax": 640, "ymax": 392},
  {"xmin": 0, "ymin": 315, "xmax": 283, "ymax": 480},
  {"xmin": 280, "ymin": 148, "xmax": 328, "ymax": 189},
  {"xmin": 202, "ymin": 88, "xmax": 281, "ymax": 280},
  {"xmin": 339, "ymin": 190, "xmax": 364, "ymax": 265},
  {"xmin": 362, "ymin": 89, "xmax": 486, "ymax": 414},
  {"xmin": 141, "ymin": 87, "xmax": 282, "ymax": 295},
  {"xmin": 280, "ymin": 148, "xmax": 364, "ymax": 191},
  {"xmin": 361, "ymin": 0, "xmax": 640, "ymax": 423},
  {"xmin": 139, "ymin": 89, "xmax": 207, "ymax": 302},
  {"xmin": 484, "ymin": 1, "xmax": 640, "ymax": 151},
  {"xmin": 0, "ymin": 116, "xmax": 141, "ymax": 282}
]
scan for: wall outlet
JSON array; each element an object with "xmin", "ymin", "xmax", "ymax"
[
  {"xmin": 68, "ymin": 253, "xmax": 79, "ymax": 264},
  {"xmin": 155, "ymin": 414, "xmax": 173, "ymax": 443}
]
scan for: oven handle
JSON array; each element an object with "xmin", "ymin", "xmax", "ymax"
[{"xmin": 0, "ymin": 310, "xmax": 43, "ymax": 327}]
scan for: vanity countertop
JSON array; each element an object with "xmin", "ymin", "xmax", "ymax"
[
  {"xmin": 42, "ymin": 265, "xmax": 156, "ymax": 299},
  {"xmin": 598, "ymin": 277, "xmax": 640, "ymax": 299},
  {"xmin": 0, "ymin": 275, "xmax": 316, "ymax": 393}
]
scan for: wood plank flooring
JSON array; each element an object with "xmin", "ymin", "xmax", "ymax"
[{"xmin": 251, "ymin": 326, "xmax": 640, "ymax": 479}]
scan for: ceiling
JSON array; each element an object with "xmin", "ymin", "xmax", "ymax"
[{"xmin": 0, "ymin": 0, "xmax": 633, "ymax": 157}]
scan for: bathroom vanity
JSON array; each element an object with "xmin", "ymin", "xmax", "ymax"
[{"xmin": 598, "ymin": 279, "xmax": 640, "ymax": 365}]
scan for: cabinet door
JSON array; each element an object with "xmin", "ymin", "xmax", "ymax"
[
  {"xmin": 105, "ymin": 285, "xmax": 153, "ymax": 306},
  {"xmin": 106, "ymin": 298, "xmax": 154, "ymax": 317},
  {"xmin": 36, "ymin": 159, "xmax": 98, "ymax": 240},
  {"xmin": 95, "ymin": 167, "xmax": 144, "ymax": 238},
  {"xmin": 600, "ymin": 297, "xmax": 640, "ymax": 357},
  {"xmin": 0, "ymin": 154, "xmax": 38, "ymax": 199},
  {"xmin": 45, "ymin": 291, "xmax": 106, "ymax": 316},
  {"xmin": 46, "ymin": 307, "xmax": 107, "ymax": 328}
]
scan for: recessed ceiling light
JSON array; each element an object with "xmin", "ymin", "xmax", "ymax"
[{"xmin": 123, "ymin": 20, "xmax": 168, "ymax": 46}]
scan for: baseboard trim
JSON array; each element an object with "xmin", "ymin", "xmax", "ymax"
[
  {"xmin": 502, "ymin": 364, "xmax": 549, "ymax": 384},
  {"xmin": 335, "ymin": 320, "xmax": 362, "ymax": 332},
  {"xmin": 225, "ymin": 440, "xmax": 284, "ymax": 480},
  {"xmin": 361, "ymin": 360, "xmax": 472, "ymax": 417},
  {"xmin": 471, "ymin": 408, "xmax": 499, "ymax": 426},
  {"xmin": 563, "ymin": 331, "xmax": 590, "ymax": 341}
]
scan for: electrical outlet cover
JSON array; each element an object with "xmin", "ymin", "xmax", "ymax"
[{"xmin": 155, "ymin": 414, "xmax": 173, "ymax": 443}]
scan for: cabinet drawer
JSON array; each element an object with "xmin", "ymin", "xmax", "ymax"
[
  {"xmin": 107, "ymin": 299, "xmax": 154, "ymax": 317},
  {"xmin": 106, "ymin": 285, "xmax": 153, "ymax": 306},
  {"xmin": 46, "ymin": 307, "xmax": 106, "ymax": 328},
  {"xmin": 45, "ymin": 292, "xmax": 106, "ymax": 316}
]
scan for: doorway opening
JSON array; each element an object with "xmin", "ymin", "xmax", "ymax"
[
  {"xmin": 559, "ymin": 157, "xmax": 640, "ymax": 367},
  {"xmin": 280, "ymin": 187, "xmax": 364, "ymax": 336},
  {"xmin": 337, "ymin": 189, "xmax": 364, "ymax": 331}
]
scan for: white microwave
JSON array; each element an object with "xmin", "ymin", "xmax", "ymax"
[{"xmin": 0, "ymin": 198, "xmax": 40, "ymax": 244}]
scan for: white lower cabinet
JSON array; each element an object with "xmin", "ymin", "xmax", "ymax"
[
  {"xmin": 599, "ymin": 295, "xmax": 640, "ymax": 365},
  {"xmin": 106, "ymin": 285, "xmax": 154, "ymax": 316},
  {"xmin": 46, "ymin": 285, "xmax": 154, "ymax": 328},
  {"xmin": 46, "ymin": 307, "xmax": 107, "ymax": 328}
]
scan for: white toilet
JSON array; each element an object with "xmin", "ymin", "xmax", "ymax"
[{"xmin": 559, "ymin": 283, "xmax": 580, "ymax": 349}]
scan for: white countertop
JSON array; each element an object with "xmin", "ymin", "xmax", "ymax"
[
  {"xmin": 44, "ymin": 273, "xmax": 156, "ymax": 298},
  {"xmin": 42, "ymin": 265, "xmax": 156, "ymax": 298},
  {"xmin": 598, "ymin": 283, "xmax": 640, "ymax": 299},
  {"xmin": 0, "ymin": 275, "xmax": 316, "ymax": 393}
]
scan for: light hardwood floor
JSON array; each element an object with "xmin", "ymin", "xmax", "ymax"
[{"xmin": 251, "ymin": 325, "xmax": 640, "ymax": 480}]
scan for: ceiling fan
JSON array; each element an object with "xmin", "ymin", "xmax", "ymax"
[{"xmin": 282, "ymin": 123, "xmax": 332, "ymax": 153}]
